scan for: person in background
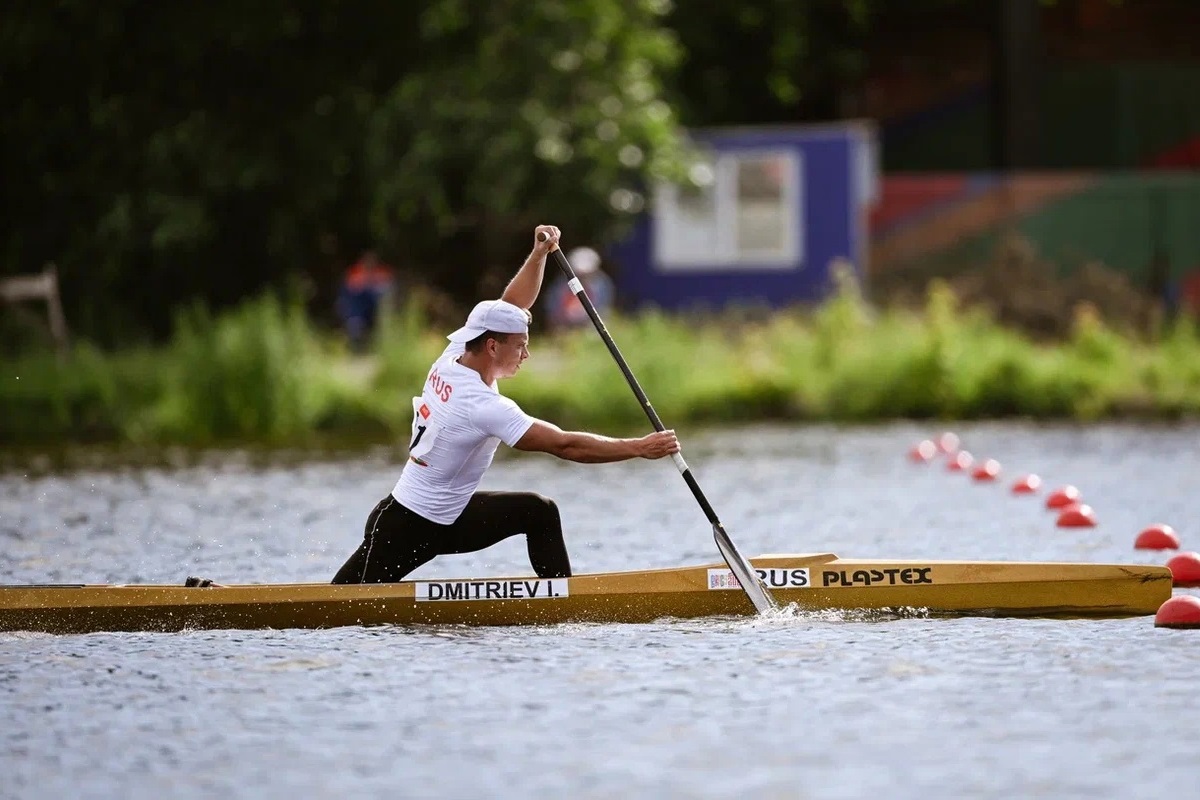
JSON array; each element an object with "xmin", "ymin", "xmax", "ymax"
[
  {"xmin": 336, "ymin": 250, "xmax": 395, "ymax": 352},
  {"xmin": 546, "ymin": 246, "xmax": 614, "ymax": 332}
]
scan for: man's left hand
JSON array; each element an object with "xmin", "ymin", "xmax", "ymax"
[{"xmin": 533, "ymin": 225, "xmax": 561, "ymax": 253}]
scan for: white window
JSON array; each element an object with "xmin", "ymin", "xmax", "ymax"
[{"xmin": 652, "ymin": 149, "xmax": 803, "ymax": 271}]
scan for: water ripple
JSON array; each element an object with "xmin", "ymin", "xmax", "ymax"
[{"xmin": 2, "ymin": 421, "xmax": 1199, "ymax": 799}]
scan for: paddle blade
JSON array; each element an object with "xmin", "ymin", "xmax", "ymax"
[{"xmin": 712, "ymin": 523, "xmax": 777, "ymax": 614}]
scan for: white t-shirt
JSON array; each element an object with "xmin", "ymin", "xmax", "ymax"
[{"xmin": 392, "ymin": 342, "xmax": 536, "ymax": 523}]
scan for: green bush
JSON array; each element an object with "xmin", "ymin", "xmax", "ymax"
[
  {"xmin": 3, "ymin": 280, "xmax": 1199, "ymax": 451},
  {"xmin": 147, "ymin": 293, "xmax": 329, "ymax": 444}
]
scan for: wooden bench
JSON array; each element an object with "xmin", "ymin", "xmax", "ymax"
[{"xmin": 1, "ymin": 263, "xmax": 70, "ymax": 355}]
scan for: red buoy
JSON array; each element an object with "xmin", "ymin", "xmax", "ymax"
[
  {"xmin": 1056, "ymin": 504, "xmax": 1097, "ymax": 527},
  {"xmin": 1135, "ymin": 524, "xmax": 1181, "ymax": 551},
  {"xmin": 937, "ymin": 432, "xmax": 960, "ymax": 453},
  {"xmin": 1011, "ymin": 474, "xmax": 1042, "ymax": 494},
  {"xmin": 1154, "ymin": 595, "xmax": 1200, "ymax": 629},
  {"xmin": 908, "ymin": 440, "xmax": 937, "ymax": 462},
  {"xmin": 972, "ymin": 459, "xmax": 1001, "ymax": 481},
  {"xmin": 1166, "ymin": 553, "xmax": 1200, "ymax": 588},
  {"xmin": 947, "ymin": 451, "xmax": 973, "ymax": 471},
  {"xmin": 1046, "ymin": 485, "xmax": 1080, "ymax": 509}
]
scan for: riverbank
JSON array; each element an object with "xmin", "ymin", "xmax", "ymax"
[{"xmin": 4, "ymin": 281, "xmax": 1199, "ymax": 454}]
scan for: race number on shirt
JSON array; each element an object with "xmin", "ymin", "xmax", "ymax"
[{"xmin": 408, "ymin": 396, "xmax": 440, "ymax": 465}]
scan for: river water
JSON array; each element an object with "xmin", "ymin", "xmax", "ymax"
[{"xmin": 1, "ymin": 422, "xmax": 1198, "ymax": 799}]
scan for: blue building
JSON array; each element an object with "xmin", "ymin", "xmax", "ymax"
[{"xmin": 606, "ymin": 120, "xmax": 879, "ymax": 312}]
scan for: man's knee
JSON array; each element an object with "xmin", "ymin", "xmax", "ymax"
[{"xmin": 526, "ymin": 493, "xmax": 560, "ymax": 524}]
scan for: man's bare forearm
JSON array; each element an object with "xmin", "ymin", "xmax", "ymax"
[
  {"xmin": 556, "ymin": 430, "xmax": 641, "ymax": 464},
  {"xmin": 500, "ymin": 248, "xmax": 548, "ymax": 310},
  {"xmin": 514, "ymin": 420, "xmax": 678, "ymax": 463}
]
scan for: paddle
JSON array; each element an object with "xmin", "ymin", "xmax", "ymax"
[{"xmin": 538, "ymin": 233, "xmax": 777, "ymax": 614}]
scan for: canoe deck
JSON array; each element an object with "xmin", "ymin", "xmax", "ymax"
[{"xmin": 0, "ymin": 553, "xmax": 1173, "ymax": 634}]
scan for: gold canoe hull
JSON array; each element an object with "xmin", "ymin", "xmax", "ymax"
[{"xmin": 0, "ymin": 554, "xmax": 1173, "ymax": 634}]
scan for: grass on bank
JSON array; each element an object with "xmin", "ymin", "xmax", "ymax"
[{"xmin": 3, "ymin": 278, "xmax": 1199, "ymax": 449}]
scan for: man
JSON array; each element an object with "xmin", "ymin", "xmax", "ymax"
[
  {"xmin": 336, "ymin": 250, "xmax": 396, "ymax": 352},
  {"xmin": 332, "ymin": 224, "xmax": 680, "ymax": 584},
  {"xmin": 547, "ymin": 245, "xmax": 614, "ymax": 331}
]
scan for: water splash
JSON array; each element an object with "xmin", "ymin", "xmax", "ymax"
[{"xmin": 747, "ymin": 603, "xmax": 934, "ymax": 627}]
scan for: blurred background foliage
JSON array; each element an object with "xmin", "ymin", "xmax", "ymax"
[
  {"xmin": 10, "ymin": 0, "xmax": 1199, "ymax": 452},
  {"xmin": 2, "ymin": 0, "xmax": 898, "ymax": 345},
  {"xmin": 5, "ymin": 273, "xmax": 1198, "ymax": 453}
]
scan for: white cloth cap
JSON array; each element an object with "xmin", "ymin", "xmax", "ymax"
[
  {"xmin": 567, "ymin": 246, "xmax": 601, "ymax": 274},
  {"xmin": 446, "ymin": 299, "xmax": 530, "ymax": 343}
]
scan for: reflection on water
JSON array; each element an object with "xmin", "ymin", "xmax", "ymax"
[{"xmin": 2, "ymin": 421, "xmax": 1199, "ymax": 799}]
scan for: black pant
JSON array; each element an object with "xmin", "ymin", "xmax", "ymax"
[{"xmin": 331, "ymin": 491, "xmax": 572, "ymax": 584}]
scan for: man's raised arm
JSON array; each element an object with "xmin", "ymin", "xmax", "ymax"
[{"xmin": 500, "ymin": 225, "xmax": 560, "ymax": 310}]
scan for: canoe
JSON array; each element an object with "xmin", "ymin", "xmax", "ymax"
[{"xmin": 0, "ymin": 553, "xmax": 1173, "ymax": 634}]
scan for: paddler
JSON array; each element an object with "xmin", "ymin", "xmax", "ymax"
[{"xmin": 332, "ymin": 224, "xmax": 680, "ymax": 584}]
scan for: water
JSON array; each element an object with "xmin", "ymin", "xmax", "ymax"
[{"xmin": 2, "ymin": 422, "xmax": 1198, "ymax": 799}]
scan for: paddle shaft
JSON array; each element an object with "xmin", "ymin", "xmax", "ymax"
[{"xmin": 539, "ymin": 236, "xmax": 776, "ymax": 613}]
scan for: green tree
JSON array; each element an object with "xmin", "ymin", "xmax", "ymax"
[
  {"xmin": 363, "ymin": 0, "xmax": 693, "ymax": 300},
  {"xmin": 1, "ymin": 0, "xmax": 692, "ymax": 343},
  {"xmin": 4, "ymin": 1, "xmax": 408, "ymax": 341},
  {"xmin": 665, "ymin": 0, "xmax": 877, "ymax": 126}
]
